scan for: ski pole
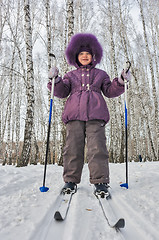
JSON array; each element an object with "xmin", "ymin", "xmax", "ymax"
[
  {"xmin": 120, "ymin": 61, "xmax": 131, "ymax": 189},
  {"xmin": 40, "ymin": 53, "xmax": 56, "ymax": 192}
]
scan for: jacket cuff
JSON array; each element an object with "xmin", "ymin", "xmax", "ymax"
[{"xmin": 55, "ymin": 76, "xmax": 61, "ymax": 84}]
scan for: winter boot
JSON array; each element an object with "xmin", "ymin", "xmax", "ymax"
[
  {"xmin": 61, "ymin": 182, "xmax": 77, "ymax": 194},
  {"xmin": 94, "ymin": 183, "xmax": 110, "ymax": 199}
]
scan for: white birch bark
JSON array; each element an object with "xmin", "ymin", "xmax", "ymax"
[
  {"xmin": 58, "ymin": 0, "xmax": 74, "ymax": 166},
  {"xmin": 17, "ymin": 0, "xmax": 35, "ymax": 166},
  {"xmin": 15, "ymin": 73, "xmax": 21, "ymax": 165}
]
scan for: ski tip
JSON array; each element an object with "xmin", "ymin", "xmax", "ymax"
[
  {"xmin": 115, "ymin": 218, "xmax": 125, "ymax": 229},
  {"xmin": 120, "ymin": 183, "xmax": 128, "ymax": 189},
  {"xmin": 54, "ymin": 211, "xmax": 63, "ymax": 221},
  {"xmin": 39, "ymin": 186, "xmax": 49, "ymax": 192}
]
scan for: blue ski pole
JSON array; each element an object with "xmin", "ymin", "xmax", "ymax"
[
  {"xmin": 40, "ymin": 53, "xmax": 56, "ymax": 192},
  {"xmin": 120, "ymin": 61, "xmax": 131, "ymax": 189}
]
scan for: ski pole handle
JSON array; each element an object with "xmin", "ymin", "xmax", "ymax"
[
  {"xmin": 125, "ymin": 61, "xmax": 131, "ymax": 74},
  {"xmin": 49, "ymin": 53, "xmax": 56, "ymax": 100},
  {"xmin": 123, "ymin": 61, "xmax": 131, "ymax": 114},
  {"xmin": 121, "ymin": 61, "xmax": 131, "ymax": 81},
  {"xmin": 49, "ymin": 53, "xmax": 56, "ymax": 67}
]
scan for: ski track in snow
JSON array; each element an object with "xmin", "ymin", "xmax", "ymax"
[{"xmin": 0, "ymin": 162, "xmax": 159, "ymax": 240}]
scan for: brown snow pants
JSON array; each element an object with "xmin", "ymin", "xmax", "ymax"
[{"xmin": 63, "ymin": 120, "xmax": 109, "ymax": 184}]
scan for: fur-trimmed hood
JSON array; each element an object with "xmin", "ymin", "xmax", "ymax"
[{"xmin": 65, "ymin": 33, "xmax": 103, "ymax": 68}]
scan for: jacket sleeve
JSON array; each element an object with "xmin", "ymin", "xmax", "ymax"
[
  {"xmin": 101, "ymin": 73, "xmax": 125, "ymax": 98},
  {"xmin": 47, "ymin": 73, "xmax": 71, "ymax": 98}
]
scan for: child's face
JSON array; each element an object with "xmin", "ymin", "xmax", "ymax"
[{"xmin": 78, "ymin": 52, "xmax": 92, "ymax": 66}]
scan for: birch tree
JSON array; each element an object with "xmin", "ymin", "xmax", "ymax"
[
  {"xmin": 15, "ymin": 72, "xmax": 21, "ymax": 164},
  {"xmin": 58, "ymin": 0, "xmax": 74, "ymax": 166},
  {"xmin": 4, "ymin": 52, "xmax": 14, "ymax": 165},
  {"xmin": 17, "ymin": 0, "xmax": 35, "ymax": 166},
  {"xmin": 107, "ymin": 0, "xmax": 119, "ymax": 163}
]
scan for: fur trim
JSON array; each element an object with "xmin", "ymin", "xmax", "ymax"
[{"xmin": 65, "ymin": 33, "xmax": 103, "ymax": 68}]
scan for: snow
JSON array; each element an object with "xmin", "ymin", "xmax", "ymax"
[{"xmin": 0, "ymin": 162, "xmax": 159, "ymax": 240}]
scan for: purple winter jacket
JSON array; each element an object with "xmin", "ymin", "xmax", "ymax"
[{"xmin": 47, "ymin": 64, "xmax": 124, "ymax": 124}]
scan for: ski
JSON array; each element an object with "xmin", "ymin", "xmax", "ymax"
[
  {"xmin": 95, "ymin": 193, "xmax": 125, "ymax": 231},
  {"xmin": 54, "ymin": 191, "xmax": 75, "ymax": 221}
]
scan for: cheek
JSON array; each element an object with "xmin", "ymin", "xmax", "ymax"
[
  {"xmin": 89, "ymin": 56, "xmax": 92, "ymax": 62},
  {"xmin": 78, "ymin": 56, "xmax": 82, "ymax": 62}
]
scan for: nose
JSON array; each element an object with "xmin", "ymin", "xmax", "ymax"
[{"xmin": 83, "ymin": 53, "xmax": 88, "ymax": 58}]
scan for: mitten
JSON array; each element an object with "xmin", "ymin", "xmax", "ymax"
[
  {"xmin": 118, "ymin": 70, "xmax": 131, "ymax": 85},
  {"xmin": 48, "ymin": 67, "xmax": 59, "ymax": 79}
]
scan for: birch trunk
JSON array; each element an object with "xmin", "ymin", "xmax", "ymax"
[
  {"xmin": 17, "ymin": 0, "xmax": 35, "ymax": 166},
  {"xmin": 15, "ymin": 73, "xmax": 20, "ymax": 165},
  {"xmin": 107, "ymin": 0, "xmax": 121, "ymax": 163},
  {"xmin": 58, "ymin": 0, "xmax": 74, "ymax": 166}
]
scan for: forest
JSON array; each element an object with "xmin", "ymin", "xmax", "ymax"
[{"xmin": 0, "ymin": 0, "xmax": 158, "ymax": 166}]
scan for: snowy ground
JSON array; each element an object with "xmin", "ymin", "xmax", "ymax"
[{"xmin": 0, "ymin": 161, "xmax": 159, "ymax": 240}]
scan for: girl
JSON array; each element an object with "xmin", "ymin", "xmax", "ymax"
[{"xmin": 48, "ymin": 33, "xmax": 130, "ymax": 197}]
